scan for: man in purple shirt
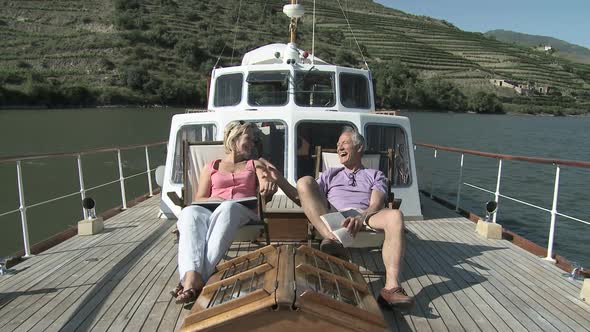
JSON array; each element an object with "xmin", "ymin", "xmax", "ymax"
[{"xmin": 263, "ymin": 126, "xmax": 414, "ymax": 308}]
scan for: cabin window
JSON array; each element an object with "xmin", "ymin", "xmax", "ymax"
[
  {"xmin": 294, "ymin": 71, "xmax": 335, "ymax": 107},
  {"xmin": 171, "ymin": 124, "xmax": 217, "ymax": 184},
  {"xmin": 245, "ymin": 120, "xmax": 287, "ymax": 176},
  {"xmin": 296, "ymin": 121, "xmax": 356, "ymax": 179},
  {"xmin": 247, "ymin": 71, "xmax": 289, "ymax": 106},
  {"xmin": 364, "ymin": 124, "xmax": 412, "ymax": 187},
  {"xmin": 339, "ymin": 73, "xmax": 370, "ymax": 109},
  {"xmin": 214, "ymin": 73, "xmax": 243, "ymax": 107}
]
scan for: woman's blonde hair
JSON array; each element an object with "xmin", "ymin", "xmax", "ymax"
[{"xmin": 223, "ymin": 121, "xmax": 262, "ymax": 154}]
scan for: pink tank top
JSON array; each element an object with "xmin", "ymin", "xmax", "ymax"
[{"xmin": 209, "ymin": 159, "xmax": 257, "ymax": 200}]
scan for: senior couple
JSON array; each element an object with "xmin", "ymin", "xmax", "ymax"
[{"xmin": 173, "ymin": 121, "xmax": 414, "ymax": 309}]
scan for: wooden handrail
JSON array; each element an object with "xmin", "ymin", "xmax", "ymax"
[
  {"xmin": 415, "ymin": 142, "xmax": 590, "ymax": 169},
  {"xmin": 0, "ymin": 140, "xmax": 168, "ymax": 164}
]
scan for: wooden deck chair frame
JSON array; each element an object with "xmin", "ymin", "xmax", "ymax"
[{"xmin": 167, "ymin": 140, "xmax": 270, "ymax": 245}]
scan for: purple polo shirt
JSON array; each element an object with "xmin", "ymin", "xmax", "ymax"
[{"xmin": 317, "ymin": 167, "xmax": 387, "ymax": 210}]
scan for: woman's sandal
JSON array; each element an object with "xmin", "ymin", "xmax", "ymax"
[
  {"xmin": 169, "ymin": 282, "xmax": 184, "ymax": 298},
  {"xmin": 175, "ymin": 288, "xmax": 200, "ymax": 304}
]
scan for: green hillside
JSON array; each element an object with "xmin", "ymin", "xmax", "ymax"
[
  {"xmin": 1, "ymin": 0, "xmax": 590, "ymax": 114},
  {"xmin": 485, "ymin": 29, "xmax": 590, "ymax": 65}
]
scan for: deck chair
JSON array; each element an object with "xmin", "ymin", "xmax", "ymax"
[
  {"xmin": 312, "ymin": 146, "xmax": 405, "ymax": 247},
  {"xmin": 167, "ymin": 140, "xmax": 270, "ymax": 245},
  {"xmin": 313, "ymin": 146, "xmax": 402, "ymax": 209}
]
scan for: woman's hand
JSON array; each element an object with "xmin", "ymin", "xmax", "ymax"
[{"xmin": 207, "ymin": 196, "xmax": 224, "ymax": 201}]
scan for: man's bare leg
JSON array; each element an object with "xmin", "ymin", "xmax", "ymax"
[
  {"xmin": 365, "ymin": 209, "xmax": 405, "ymax": 289},
  {"xmin": 365, "ymin": 208, "xmax": 413, "ymax": 307},
  {"xmin": 296, "ymin": 176, "xmax": 334, "ymax": 240}
]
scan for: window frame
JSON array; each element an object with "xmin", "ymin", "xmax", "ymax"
[
  {"xmin": 338, "ymin": 72, "xmax": 370, "ymax": 109},
  {"xmin": 294, "ymin": 120, "xmax": 357, "ymax": 179},
  {"xmin": 363, "ymin": 122, "xmax": 413, "ymax": 188},
  {"xmin": 294, "ymin": 70, "xmax": 336, "ymax": 108},
  {"xmin": 213, "ymin": 72, "xmax": 244, "ymax": 107},
  {"xmin": 246, "ymin": 70, "xmax": 290, "ymax": 107},
  {"xmin": 239, "ymin": 119, "xmax": 290, "ymax": 178},
  {"xmin": 171, "ymin": 122, "xmax": 218, "ymax": 184}
]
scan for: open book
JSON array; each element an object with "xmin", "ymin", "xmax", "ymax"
[
  {"xmin": 319, "ymin": 208, "xmax": 362, "ymax": 247},
  {"xmin": 191, "ymin": 196, "xmax": 258, "ymax": 211}
]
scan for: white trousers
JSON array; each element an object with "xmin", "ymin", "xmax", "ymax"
[{"xmin": 177, "ymin": 201, "xmax": 258, "ymax": 282}]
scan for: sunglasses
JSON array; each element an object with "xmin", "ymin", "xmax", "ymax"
[{"xmin": 347, "ymin": 172, "xmax": 357, "ymax": 187}]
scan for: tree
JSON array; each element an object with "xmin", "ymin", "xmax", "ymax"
[
  {"xmin": 372, "ymin": 59, "xmax": 419, "ymax": 109},
  {"xmin": 468, "ymin": 91, "xmax": 503, "ymax": 114}
]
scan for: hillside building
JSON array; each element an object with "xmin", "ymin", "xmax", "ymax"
[
  {"xmin": 490, "ymin": 79, "xmax": 552, "ymax": 95},
  {"xmin": 490, "ymin": 79, "xmax": 534, "ymax": 95}
]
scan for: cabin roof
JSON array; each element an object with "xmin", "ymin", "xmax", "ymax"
[{"xmin": 241, "ymin": 43, "xmax": 329, "ymax": 66}]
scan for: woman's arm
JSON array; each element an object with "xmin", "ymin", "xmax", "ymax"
[{"xmin": 193, "ymin": 163, "xmax": 214, "ymax": 201}]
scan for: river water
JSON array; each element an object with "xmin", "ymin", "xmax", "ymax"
[
  {"xmin": 1, "ymin": 109, "xmax": 588, "ymax": 267},
  {"xmin": 406, "ymin": 111, "xmax": 590, "ymax": 268}
]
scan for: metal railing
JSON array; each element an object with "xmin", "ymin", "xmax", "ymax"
[
  {"xmin": 415, "ymin": 142, "xmax": 590, "ymax": 262},
  {"xmin": 0, "ymin": 141, "xmax": 167, "ymax": 257}
]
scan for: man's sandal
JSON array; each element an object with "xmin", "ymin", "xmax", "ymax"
[
  {"xmin": 169, "ymin": 282, "xmax": 183, "ymax": 298},
  {"xmin": 175, "ymin": 288, "xmax": 200, "ymax": 304}
]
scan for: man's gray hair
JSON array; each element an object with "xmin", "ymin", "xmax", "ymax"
[{"xmin": 341, "ymin": 126, "xmax": 366, "ymax": 153}]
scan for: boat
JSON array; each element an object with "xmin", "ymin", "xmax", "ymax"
[{"xmin": 1, "ymin": 1, "xmax": 589, "ymax": 331}]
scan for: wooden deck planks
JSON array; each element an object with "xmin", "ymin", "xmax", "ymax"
[
  {"xmin": 2, "ymin": 203, "xmax": 162, "ymax": 331},
  {"xmin": 439, "ymin": 220, "xmax": 590, "ymax": 330},
  {"xmin": 1, "ymin": 195, "xmax": 589, "ymax": 332},
  {"xmin": 414, "ymin": 217, "xmax": 588, "ymax": 331},
  {"xmin": 10, "ymin": 219, "xmax": 163, "ymax": 332},
  {"xmin": 408, "ymin": 220, "xmax": 530, "ymax": 332},
  {"xmin": 36, "ymin": 208, "xmax": 172, "ymax": 331}
]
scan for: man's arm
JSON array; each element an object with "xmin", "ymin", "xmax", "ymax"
[
  {"xmin": 364, "ymin": 189, "xmax": 386, "ymax": 221},
  {"xmin": 254, "ymin": 160, "xmax": 278, "ymax": 201},
  {"xmin": 343, "ymin": 189, "xmax": 386, "ymax": 236},
  {"xmin": 257, "ymin": 158, "xmax": 300, "ymax": 206}
]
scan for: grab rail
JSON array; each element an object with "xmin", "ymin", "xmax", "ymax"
[
  {"xmin": 0, "ymin": 140, "xmax": 167, "ymax": 257},
  {"xmin": 415, "ymin": 142, "xmax": 590, "ymax": 262}
]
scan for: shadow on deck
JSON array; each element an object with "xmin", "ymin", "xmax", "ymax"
[{"xmin": 0, "ymin": 195, "xmax": 588, "ymax": 331}]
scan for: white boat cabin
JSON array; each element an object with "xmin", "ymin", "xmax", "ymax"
[{"xmin": 160, "ymin": 43, "xmax": 422, "ymax": 220}]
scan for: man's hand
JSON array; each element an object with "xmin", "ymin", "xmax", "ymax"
[
  {"xmin": 342, "ymin": 215, "xmax": 364, "ymax": 237},
  {"xmin": 259, "ymin": 179, "xmax": 277, "ymax": 200},
  {"xmin": 258, "ymin": 158, "xmax": 281, "ymax": 182}
]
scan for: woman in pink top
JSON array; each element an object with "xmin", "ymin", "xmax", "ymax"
[{"xmin": 174, "ymin": 121, "xmax": 276, "ymax": 304}]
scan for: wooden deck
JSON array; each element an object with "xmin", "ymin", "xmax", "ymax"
[{"xmin": 1, "ymin": 194, "xmax": 588, "ymax": 331}]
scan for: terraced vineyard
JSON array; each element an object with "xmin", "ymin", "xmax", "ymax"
[{"xmin": 1, "ymin": 0, "xmax": 589, "ymax": 112}]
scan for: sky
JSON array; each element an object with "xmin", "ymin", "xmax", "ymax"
[{"xmin": 375, "ymin": 0, "xmax": 590, "ymax": 49}]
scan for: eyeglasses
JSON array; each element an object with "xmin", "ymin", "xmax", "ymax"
[{"xmin": 347, "ymin": 172, "xmax": 357, "ymax": 187}]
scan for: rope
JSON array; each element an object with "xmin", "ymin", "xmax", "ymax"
[
  {"xmin": 230, "ymin": 0, "xmax": 244, "ymax": 65},
  {"xmin": 335, "ymin": 0, "xmax": 369, "ymax": 70},
  {"xmin": 312, "ymin": 0, "xmax": 316, "ymax": 65}
]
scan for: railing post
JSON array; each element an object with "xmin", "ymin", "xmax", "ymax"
[
  {"xmin": 430, "ymin": 148, "xmax": 437, "ymax": 198},
  {"xmin": 493, "ymin": 159, "xmax": 503, "ymax": 223},
  {"xmin": 145, "ymin": 146, "xmax": 153, "ymax": 197},
  {"xmin": 117, "ymin": 149, "xmax": 127, "ymax": 210},
  {"xmin": 16, "ymin": 161, "xmax": 32, "ymax": 257},
  {"xmin": 77, "ymin": 154, "xmax": 88, "ymax": 219},
  {"xmin": 455, "ymin": 153, "xmax": 464, "ymax": 212},
  {"xmin": 545, "ymin": 164, "xmax": 560, "ymax": 262}
]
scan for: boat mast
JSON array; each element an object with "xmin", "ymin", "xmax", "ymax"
[
  {"xmin": 284, "ymin": 0, "xmax": 304, "ymax": 45},
  {"xmin": 289, "ymin": 0, "xmax": 298, "ymax": 44}
]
